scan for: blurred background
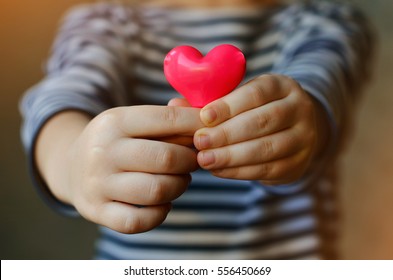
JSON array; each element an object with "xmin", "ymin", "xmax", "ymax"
[{"xmin": 1, "ymin": 0, "xmax": 392, "ymax": 259}]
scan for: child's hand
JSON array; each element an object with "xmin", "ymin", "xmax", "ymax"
[
  {"xmin": 193, "ymin": 74, "xmax": 330, "ymax": 185},
  {"xmin": 65, "ymin": 106, "xmax": 203, "ymax": 233}
]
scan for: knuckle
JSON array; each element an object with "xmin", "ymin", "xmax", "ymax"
[
  {"xmin": 220, "ymin": 126, "xmax": 232, "ymax": 146},
  {"xmin": 87, "ymin": 109, "xmax": 120, "ymax": 146},
  {"xmin": 248, "ymin": 82, "xmax": 266, "ymax": 106},
  {"xmin": 161, "ymin": 106, "xmax": 179, "ymax": 127},
  {"xmin": 277, "ymin": 75, "xmax": 297, "ymax": 91},
  {"xmin": 256, "ymin": 111, "xmax": 272, "ymax": 131},
  {"xmin": 148, "ymin": 178, "xmax": 167, "ymax": 203},
  {"xmin": 122, "ymin": 215, "xmax": 140, "ymax": 234},
  {"xmin": 261, "ymin": 139, "xmax": 275, "ymax": 158},
  {"xmin": 286, "ymin": 75, "xmax": 302, "ymax": 90},
  {"xmin": 222, "ymin": 102, "xmax": 232, "ymax": 121},
  {"xmin": 217, "ymin": 149, "xmax": 231, "ymax": 168},
  {"xmin": 159, "ymin": 148, "xmax": 178, "ymax": 171},
  {"xmin": 258, "ymin": 74, "xmax": 280, "ymax": 93},
  {"xmin": 94, "ymin": 109, "xmax": 119, "ymax": 130}
]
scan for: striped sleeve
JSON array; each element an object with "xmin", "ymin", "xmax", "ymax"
[
  {"xmin": 265, "ymin": 1, "xmax": 375, "ymax": 194},
  {"xmin": 19, "ymin": 3, "xmax": 135, "ymax": 215}
]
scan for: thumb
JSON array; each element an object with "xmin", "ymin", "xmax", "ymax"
[{"xmin": 168, "ymin": 98, "xmax": 191, "ymax": 107}]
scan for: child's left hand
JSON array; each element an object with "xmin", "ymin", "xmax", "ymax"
[{"xmin": 193, "ymin": 74, "xmax": 330, "ymax": 185}]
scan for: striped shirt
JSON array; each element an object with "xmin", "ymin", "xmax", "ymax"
[{"xmin": 20, "ymin": 1, "xmax": 374, "ymax": 259}]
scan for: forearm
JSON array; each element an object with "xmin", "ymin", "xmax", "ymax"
[
  {"xmin": 272, "ymin": 1, "xmax": 374, "ymax": 135},
  {"xmin": 35, "ymin": 110, "xmax": 92, "ymax": 205}
]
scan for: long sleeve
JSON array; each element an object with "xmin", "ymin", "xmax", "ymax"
[
  {"xmin": 264, "ymin": 1, "xmax": 375, "ymax": 194},
  {"xmin": 260, "ymin": 1, "xmax": 375, "ymax": 194},
  {"xmin": 17, "ymin": 1, "xmax": 373, "ymax": 260},
  {"xmin": 274, "ymin": 0, "xmax": 374, "ymax": 147},
  {"xmin": 19, "ymin": 3, "xmax": 136, "ymax": 215}
]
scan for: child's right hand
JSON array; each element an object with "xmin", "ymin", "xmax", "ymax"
[{"xmin": 43, "ymin": 106, "xmax": 203, "ymax": 234}]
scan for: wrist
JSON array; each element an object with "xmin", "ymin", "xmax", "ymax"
[{"xmin": 35, "ymin": 110, "xmax": 91, "ymax": 205}]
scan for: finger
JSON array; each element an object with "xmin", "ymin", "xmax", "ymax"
[
  {"xmin": 200, "ymin": 75, "xmax": 298, "ymax": 127},
  {"xmin": 150, "ymin": 104, "xmax": 197, "ymax": 146},
  {"xmin": 194, "ymin": 98, "xmax": 296, "ymax": 150},
  {"xmin": 168, "ymin": 98, "xmax": 192, "ymax": 107},
  {"xmin": 197, "ymin": 129, "xmax": 302, "ymax": 169},
  {"xmin": 156, "ymin": 135, "xmax": 195, "ymax": 147},
  {"xmin": 209, "ymin": 151, "xmax": 309, "ymax": 182},
  {"xmin": 97, "ymin": 202, "xmax": 172, "ymax": 234},
  {"xmin": 104, "ymin": 172, "xmax": 190, "ymax": 205},
  {"xmin": 112, "ymin": 138, "xmax": 199, "ymax": 174},
  {"xmin": 113, "ymin": 105, "xmax": 204, "ymax": 137}
]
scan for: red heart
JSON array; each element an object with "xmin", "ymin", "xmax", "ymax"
[{"xmin": 164, "ymin": 44, "xmax": 246, "ymax": 108}]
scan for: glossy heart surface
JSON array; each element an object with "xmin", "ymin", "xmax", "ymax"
[{"xmin": 164, "ymin": 44, "xmax": 246, "ymax": 108}]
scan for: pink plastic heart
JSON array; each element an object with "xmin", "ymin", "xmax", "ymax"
[{"xmin": 164, "ymin": 44, "xmax": 246, "ymax": 108}]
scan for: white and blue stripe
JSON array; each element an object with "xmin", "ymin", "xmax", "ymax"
[{"xmin": 20, "ymin": 1, "xmax": 374, "ymax": 259}]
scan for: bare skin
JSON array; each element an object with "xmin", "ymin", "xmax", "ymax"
[
  {"xmin": 36, "ymin": 0, "xmax": 330, "ymax": 234},
  {"xmin": 169, "ymin": 74, "xmax": 330, "ymax": 185},
  {"xmin": 36, "ymin": 106, "xmax": 204, "ymax": 233}
]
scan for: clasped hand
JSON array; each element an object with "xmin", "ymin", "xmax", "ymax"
[
  {"xmin": 191, "ymin": 74, "xmax": 329, "ymax": 185},
  {"xmin": 65, "ymin": 74, "xmax": 328, "ymax": 234}
]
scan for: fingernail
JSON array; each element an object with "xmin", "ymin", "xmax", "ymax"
[
  {"xmin": 199, "ymin": 151, "xmax": 215, "ymax": 167},
  {"xmin": 196, "ymin": 134, "xmax": 211, "ymax": 150},
  {"xmin": 201, "ymin": 108, "xmax": 217, "ymax": 125}
]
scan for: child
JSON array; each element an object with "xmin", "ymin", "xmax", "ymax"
[{"xmin": 20, "ymin": 0, "xmax": 374, "ymax": 259}]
